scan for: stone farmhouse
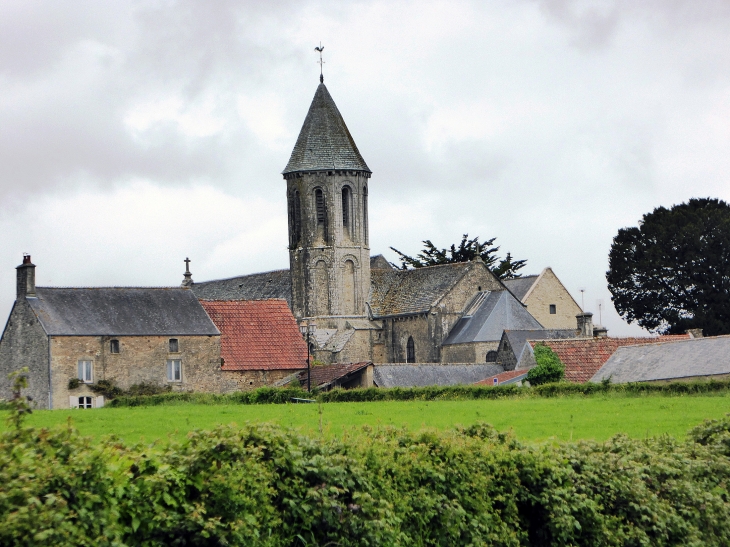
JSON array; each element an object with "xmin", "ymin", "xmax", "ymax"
[{"xmin": 191, "ymin": 77, "xmax": 584, "ymax": 367}]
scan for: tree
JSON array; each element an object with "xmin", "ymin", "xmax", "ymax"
[
  {"xmin": 526, "ymin": 344, "xmax": 565, "ymax": 385},
  {"xmin": 607, "ymin": 198, "xmax": 730, "ymax": 336},
  {"xmin": 390, "ymin": 234, "xmax": 527, "ymax": 280}
]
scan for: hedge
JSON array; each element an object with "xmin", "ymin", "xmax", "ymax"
[
  {"xmin": 2, "ymin": 405, "xmax": 730, "ymax": 545},
  {"xmin": 106, "ymin": 378, "xmax": 730, "ymax": 407}
]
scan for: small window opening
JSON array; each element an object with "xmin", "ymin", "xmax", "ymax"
[
  {"xmin": 549, "ymin": 304, "xmax": 557, "ymax": 314},
  {"xmin": 478, "ymin": 286, "xmax": 482, "ymax": 291},
  {"xmin": 78, "ymin": 396, "xmax": 93, "ymax": 409},
  {"xmin": 78, "ymin": 360, "xmax": 93, "ymax": 383},
  {"xmin": 110, "ymin": 339, "xmax": 120, "ymax": 354},
  {"xmin": 406, "ymin": 336, "xmax": 415, "ymax": 363},
  {"xmin": 363, "ymin": 185, "xmax": 369, "ymax": 245},
  {"xmin": 342, "ymin": 186, "xmax": 351, "ymax": 231},
  {"xmin": 166, "ymin": 359, "xmax": 182, "ymax": 382},
  {"xmin": 486, "ymin": 351, "xmax": 498, "ymax": 363},
  {"xmin": 169, "ymin": 338, "xmax": 179, "ymax": 353},
  {"xmin": 289, "ymin": 190, "xmax": 302, "ymax": 245},
  {"xmin": 315, "ymin": 188, "xmax": 329, "ymax": 243}
]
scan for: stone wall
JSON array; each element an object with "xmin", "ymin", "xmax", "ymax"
[
  {"xmin": 0, "ymin": 299, "xmax": 51, "ymax": 408},
  {"xmin": 441, "ymin": 341, "xmax": 500, "ymax": 364},
  {"xmin": 222, "ymin": 368, "xmax": 301, "ymax": 391},
  {"xmin": 524, "ymin": 268, "xmax": 582, "ymax": 329},
  {"xmin": 54, "ymin": 335, "xmax": 225, "ymax": 409}
]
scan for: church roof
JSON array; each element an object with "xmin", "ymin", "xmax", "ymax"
[
  {"xmin": 373, "ymin": 364, "xmax": 504, "ymax": 388},
  {"xmin": 283, "ymin": 83, "xmax": 371, "ymax": 174},
  {"xmin": 369, "ymin": 263, "xmax": 475, "ymax": 317},
  {"xmin": 27, "ymin": 287, "xmax": 219, "ymax": 336},
  {"xmin": 502, "ymin": 275, "xmax": 538, "ymax": 302},
  {"xmin": 442, "ymin": 290, "xmax": 543, "ymax": 345},
  {"xmin": 200, "ymin": 299, "xmax": 307, "ymax": 371},
  {"xmin": 191, "ymin": 269, "xmax": 291, "ymax": 306}
]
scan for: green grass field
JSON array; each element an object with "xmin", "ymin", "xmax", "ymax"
[{"xmin": 3, "ymin": 391, "xmax": 730, "ymax": 444}]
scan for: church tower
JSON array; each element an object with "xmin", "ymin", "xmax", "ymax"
[{"xmin": 283, "ymin": 79, "xmax": 371, "ymax": 322}]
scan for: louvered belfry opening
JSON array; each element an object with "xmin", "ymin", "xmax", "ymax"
[
  {"xmin": 315, "ymin": 188, "xmax": 328, "ymax": 243},
  {"xmin": 289, "ymin": 190, "xmax": 302, "ymax": 246},
  {"xmin": 341, "ymin": 185, "xmax": 352, "ymax": 239},
  {"xmin": 363, "ymin": 185, "xmax": 368, "ymax": 245},
  {"xmin": 406, "ymin": 336, "xmax": 416, "ymax": 363}
]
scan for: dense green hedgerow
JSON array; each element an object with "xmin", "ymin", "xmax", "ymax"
[
  {"xmin": 105, "ymin": 378, "xmax": 730, "ymax": 407},
  {"xmin": 2, "ymin": 405, "xmax": 730, "ymax": 546}
]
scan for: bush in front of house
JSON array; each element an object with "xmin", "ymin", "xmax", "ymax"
[{"xmin": 527, "ymin": 343, "xmax": 566, "ymax": 385}]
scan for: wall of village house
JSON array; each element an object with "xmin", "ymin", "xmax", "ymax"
[
  {"xmin": 222, "ymin": 368, "xmax": 300, "ymax": 390},
  {"xmin": 524, "ymin": 269, "xmax": 582, "ymax": 329},
  {"xmin": 0, "ymin": 300, "xmax": 50, "ymax": 409},
  {"xmin": 52, "ymin": 335, "xmax": 224, "ymax": 409}
]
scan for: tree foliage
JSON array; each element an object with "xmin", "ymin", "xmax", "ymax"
[
  {"xmin": 390, "ymin": 234, "xmax": 527, "ymax": 280},
  {"xmin": 607, "ymin": 198, "xmax": 730, "ymax": 335},
  {"xmin": 527, "ymin": 344, "xmax": 565, "ymax": 386}
]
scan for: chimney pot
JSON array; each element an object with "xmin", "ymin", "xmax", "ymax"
[
  {"xmin": 576, "ymin": 312, "xmax": 594, "ymax": 337},
  {"xmin": 16, "ymin": 254, "xmax": 36, "ymax": 298}
]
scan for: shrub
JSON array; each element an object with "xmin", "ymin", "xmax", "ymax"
[
  {"xmin": 67, "ymin": 377, "xmax": 80, "ymax": 390},
  {"xmin": 527, "ymin": 343, "xmax": 565, "ymax": 385}
]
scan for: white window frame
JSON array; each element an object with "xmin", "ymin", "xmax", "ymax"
[
  {"xmin": 78, "ymin": 360, "xmax": 93, "ymax": 383},
  {"xmin": 166, "ymin": 359, "xmax": 182, "ymax": 382},
  {"xmin": 70, "ymin": 395, "xmax": 104, "ymax": 409}
]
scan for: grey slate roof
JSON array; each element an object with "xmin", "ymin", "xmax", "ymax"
[
  {"xmin": 283, "ymin": 83, "xmax": 370, "ymax": 174},
  {"xmin": 369, "ymin": 263, "xmax": 474, "ymax": 317},
  {"xmin": 370, "ymin": 254, "xmax": 393, "ymax": 270},
  {"xmin": 502, "ymin": 275, "xmax": 538, "ymax": 302},
  {"xmin": 374, "ymin": 364, "xmax": 504, "ymax": 388},
  {"xmin": 28, "ymin": 287, "xmax": 219, "ymax": 336},
  {"xmin": 191, "ymin": 269, "xmax": 291, "ymax": 307},
  {"xmin": 591, "ymin": 336, "xmax": 730, "ymax": 383},
  {"xmin": 443, "ymin": 290, "xmax": 543, "ymax": 345},
  {"xmin": 503, "ymin": 329, "xmax": 577, "ymax": 362}
]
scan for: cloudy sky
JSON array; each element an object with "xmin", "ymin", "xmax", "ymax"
[{"xmin": 1, "ymin": 0, "xmax": 729, "ymax": 335}]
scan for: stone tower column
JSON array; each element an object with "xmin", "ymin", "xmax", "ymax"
[{"xmin": 283, "ymin": 81, "xmax": 372, "ymax": 321}]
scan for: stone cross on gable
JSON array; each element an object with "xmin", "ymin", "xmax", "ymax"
[{"xmin": 181, "ymin": 257, "xmax": 193, "ymax": 288}]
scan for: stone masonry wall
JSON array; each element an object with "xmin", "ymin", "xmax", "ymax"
[
  {"xmin": 0, "ymin": 300, "xmax": 50, "ymax": 408},
  {"xmin": 441, "ymin": 341, "xmax": 500, "ymax": 364},
  {"xmin": 222, "ymin": 368, "xmax": 301, "ymax": 391},
  {"xmin": 53, "ymin": 335, "xmax": 225, "ymax": 409},
  {"xmin": 524, "ymin": 268, "xmax": 582, "ymax": 329}
]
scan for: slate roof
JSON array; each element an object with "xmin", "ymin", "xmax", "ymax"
[
  {"xmin": 283, "ymin": 83, "xmax": 371, "ymax": 174},
  {"xmin": 370, "ymin": 254, "xmax": 393, "ymax": 270},
  {"xmin": 443, "ymin": 291, "xmax": 543, "ymax": 345},
  {"xmin": 369, "ymin": 263, "xmax": 475, "ymax": 317},
  {"xmin": 373, "ymin": 364, "xmax": 504, "ymax": 388},
  {"xmin": 199, "ymin": 299, "xmax": 307, "ymax": 371},
  {"xmin": 475, "ymin": 370, "xmax": 527, "ymax": 386},
  {"xmin": 27, "ymin": 287, "xmax": 219, "ymax": 336},
  {"xmin": 503, "ymin": 329, "xmax": 577, "ymax": 363},
  {"xmin": 531, "ymin": 335, "xmax": 691, "ymax": 383},
  {"xmin": 191, "ymin": 270, "xmax": 291, "ymax": 306},
  {"xmin": 295, "ymin": 362, "xmax": 371, "ymax": 390},
  {"xmin": 591, "ymin": 336, "xmax": 730, "ymax": 383},
  {"xmin": 502, "ymin": 275, "xmax": 538, "ymax": 302}
]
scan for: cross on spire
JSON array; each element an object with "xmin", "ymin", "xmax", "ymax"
[
  {"xmin": 314, "ymin": 42, "xmax": 324, "ymax": 83},
  {"xmin": 184, "ymin": 257, "xmax": 191, "ymax": 273}
]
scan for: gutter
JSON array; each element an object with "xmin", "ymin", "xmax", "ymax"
[{"xmin": 47, "ymin": 335, "xmax": 52, "ymax": 410}]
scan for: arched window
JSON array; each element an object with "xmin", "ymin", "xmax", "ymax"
[
  {"xmin": 341, "ymin": 186, "xmax": 352, "ymax": 238},
  {"xmin": 363, "ymin": 185, "xmax": 368, "ymax": 245},
  {"xmin": 406, "ymin": 336, "xmax": 415, "ymax": 363},
  {"xmin": 343, "ymin": 259, "xmax": 356, "ymax": 314},
  {"xmin": 486, "ymin": 351, "xmax": 498, "ymax": 363},
  {"xmin": 288, "ymin": 190, "xmax": 302, "ymax": 245},
  {"xmin": 314, "ymin": 188, "xmax": 328, "ymax": 243}
]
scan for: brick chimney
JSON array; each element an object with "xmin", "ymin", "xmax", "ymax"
[
  {"xmin": 576, "ymin": 312, "xmax": 593, "ymax": 337},
  {"xmin": 16, "ymin": 254, "xmax": 36, "ymax": 298}
]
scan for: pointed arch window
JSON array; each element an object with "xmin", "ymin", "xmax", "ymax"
[{"xmin": 406, "ymin": 336, "xmax": 415, "ymax": 363}]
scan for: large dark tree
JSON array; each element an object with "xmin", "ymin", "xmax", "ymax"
[
  {"xmin": 390, "ymin": 234, "xmax": 527, "ymax": 280},
  {"xmin": 607, "ymin": 198, "xmax": 730, "ymax": 336}
]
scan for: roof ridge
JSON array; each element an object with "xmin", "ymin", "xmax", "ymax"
[
  {"xmin": 36, "ymin": 286, "xmax": 182, "ymax": 290},
  {"xmin": 194, "ymin": 268, "xmax": 290, "ymax": 285}
]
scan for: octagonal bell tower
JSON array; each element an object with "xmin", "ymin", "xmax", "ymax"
[{"xmin": 283, "ymin": 78, "xmax": 372, "ymax": 322}]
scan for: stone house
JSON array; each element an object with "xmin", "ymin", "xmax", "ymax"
[
  {"xmin": 199, "ymin": 299, "xmax": 307, "ymax": 389},
  {"xmin": 503, "ymin": 268, "xmax": 583, "ymax": 329},
  {"xmin": 0, "ymin": 256, "xmax": 225, "ymax": 409}
]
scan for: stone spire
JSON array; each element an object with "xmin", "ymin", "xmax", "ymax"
[{"xmin": 282, "ymin": 83, "xmax": 371, "ymax": 175}]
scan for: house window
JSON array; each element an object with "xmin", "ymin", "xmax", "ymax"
[
  {"xmin": 549, "ymin": 304, "xmax": 557, "ymax": 314},
  {"xmin": 486, "ymin": 351, "xmax": 498, "ymax": 363},
  {"xmin": 78, "ymin": 360, "xmax": 93, "ymax": 383},
  {"xmin": 110, "ymin": 339, "xmax": 120, "ymax": 354},
  {"xmin": 167, "ymin": 359, "xmax": 182, "ymax": 382},
  {"xmin": 406, "ymin": 336, "xmax": 415, "ymax": 363},
  {"xmin": 78, "ymin": 396, "xmax": 93, "ymax": 409},
  {"xmin": 169, "ymin": 338, "xmax": 179, "ymax": 353}
]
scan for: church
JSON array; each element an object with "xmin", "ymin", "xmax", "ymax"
[{"xmin": 190, "ymin": 76, "xmax": 582, "ymax": 366}]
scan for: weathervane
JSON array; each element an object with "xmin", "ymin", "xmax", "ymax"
[{"xmin": 314, "ymin": 42, "xmax": 324, "ymax": 83}]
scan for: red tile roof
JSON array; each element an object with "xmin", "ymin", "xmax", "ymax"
[
  {"xmin": 475, "ymin": 369, "xmax": 527, "ymax": 386},
  {"xmin": 531, "ymin": 335, "xmax": 691, "ymax": 383},
  {"xmin": 200, "ymin": 299, "xmax": 307, "ymax": 371},
  {"xmin": 296, "ymin": 362, "xmax": 371, "ymax": 389}
]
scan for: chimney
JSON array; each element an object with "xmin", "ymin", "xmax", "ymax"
[
  {"xmin": 593, "ymin": 325, "xmax": 608, "ymax": 338},
  {"xmin": 16, "ymin": 254, "xmax": 36, "ymax": 298},
  {"xmin": 576, "ymin": 312, "xmax": 593, "ymax": 337},
  {"xmin": 686, "ymin": 328, "xmax": 704, "ymax": 339}
]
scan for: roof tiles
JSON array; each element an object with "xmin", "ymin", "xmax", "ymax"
[{"xmin": 200, "ymin": 299, "xmax": 307, "ymax": 371}]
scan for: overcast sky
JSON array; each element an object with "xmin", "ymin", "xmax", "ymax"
[{"xmin": 1, "ymin": 0, "xmax": 729, "ymax": 335}]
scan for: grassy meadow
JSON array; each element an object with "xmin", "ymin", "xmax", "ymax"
[{"xmin": 3, "ymin": 390, "xmax": 730, "ymax": 444}]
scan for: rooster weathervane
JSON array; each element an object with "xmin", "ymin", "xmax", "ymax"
[{"xmin": 315, "ymin": 42, "xmax": 324, "ymax": 83}]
